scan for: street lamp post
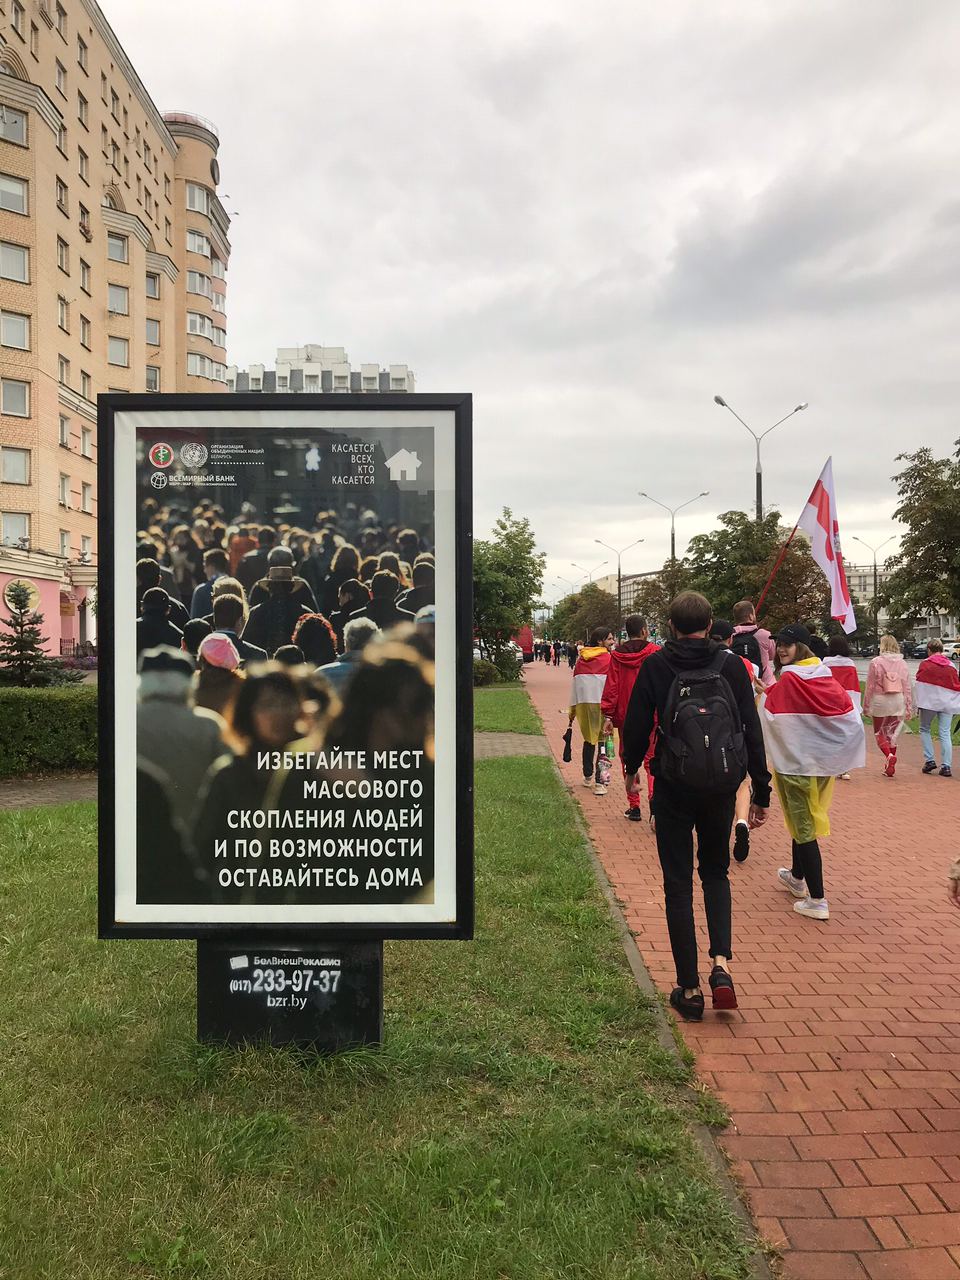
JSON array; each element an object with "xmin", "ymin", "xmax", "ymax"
[
  {"xmin": 571, "ymin": 560, "xmax": 607, "ymax": 585},
  {"xmin": 594, "ymin": 538, "xmax": 644, "ymax": 626},
  {"xmin": 713, "ymin": 395, "xmax": 808, "ymax": 523},
  {"xmin": 638, "ymin": 491, "xmax": 709, "ymax": 563},
  {"xmin": 852, "ymin": 535, "xmax": 894, "ymax": 643}
]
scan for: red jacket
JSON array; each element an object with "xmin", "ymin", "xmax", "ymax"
[{"xmin": 601, "ymin": 640, "xmax": 659, "ymax": 727}]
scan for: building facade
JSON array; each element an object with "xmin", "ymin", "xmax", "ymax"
[
  {"xmin": 228, "ymin": 345, "xmax": 415, "ymax": 395},
  {"xmin": 0, "ymin": 0, "xmax": 229, "ymax": 652}
]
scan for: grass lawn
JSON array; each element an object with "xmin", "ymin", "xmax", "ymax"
[
  {"xmin": 0, "ymin": 760, "xmax": 754, "ymax": 1280},
  {"xmin": 473, "ymin": 684, "xmax": 543, "ymax": 735}
]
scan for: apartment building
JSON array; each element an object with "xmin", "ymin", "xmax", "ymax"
[
  {"xmin": 228, "ymin": 345, "xmax": 415, "ymax": 395},
  {"xmin": 0, "ymin": 0, "xmax": 230, "ymax": 652}
]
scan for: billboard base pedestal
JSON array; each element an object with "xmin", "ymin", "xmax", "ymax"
[{"xmin": 196, "ymin": 940, "xmax": 383, "ymax": 1051}]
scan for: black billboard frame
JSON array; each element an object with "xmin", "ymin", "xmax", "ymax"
[{"xmin": 97, "ymin": 392, "xmax": 474, "ymax": 943}]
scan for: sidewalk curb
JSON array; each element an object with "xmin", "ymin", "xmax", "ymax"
[{"xmin": 545, "ymin": 753, "xmax": 777, "ymax": 1280}]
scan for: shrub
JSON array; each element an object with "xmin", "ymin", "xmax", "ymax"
[
  {"xmin": 0, "ymin": 686, "xmax": 98, "ymax": 778},
  {"xmin": 473, "ymin": 658, "xmax": 499, "ymax": 687},
  {"xmin": 492, "ymin": 649, "xmax": 523, "ymax": 683}
]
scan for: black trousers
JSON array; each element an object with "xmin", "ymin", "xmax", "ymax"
[
  {"xmin": 653, "ymin": 781, "xmax": 736, "ymax": 990},
  {"xmin": 582, "ymin": 741, "xmax": 596, "ymax": 780},
  {"xmin": 791, "ymin": 839, "xmax": 824, "ymax": 899}
]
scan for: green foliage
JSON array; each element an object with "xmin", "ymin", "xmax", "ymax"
[
  {"xmin": 492, "ymin": 649, "xmax": 524, "ymax": 683},
  {"xmin": 550, "ymin": 583, "xmax": 619, "ymax": 643},
  {"xmin": 0, "ymin": 686, "xmax": 97, "ymax": 778},
  {"xmin": 879, "ymin": 439, "xmax": 960, "ymax": 624},
  {"xmin": 0, "ymin": 582, "xmax": 82, "ymax": 687},
  {"xmin": 472, "ymin": 658, "xmax": 499, "ymax": 687},
  {"xmin": 630, "ymin": 562, "xmax": 693, "ymax": 636},
  {"xmin": 473, "ymin": 508, "xmax": 546, "ymax": 660}
]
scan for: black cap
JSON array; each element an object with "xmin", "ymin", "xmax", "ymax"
[
  {"xmin": 138, "ymin": 645, "xmax": 193, "ymax": 677},
  {"xmin": 776, "ymin": 623, "xmax": 811, "ymax": 647}
]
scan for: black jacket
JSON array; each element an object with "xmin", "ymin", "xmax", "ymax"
[
  {"xmin": 622, "ymin": 637, "xmax": 772, "ymax": 806},
  {"xmin": 136, "ymin": 614, "xmax": 183, "ymax": 655}
]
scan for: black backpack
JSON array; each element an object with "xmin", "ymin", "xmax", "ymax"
[
  {"xmin": 658, "ymin": 650, "xmax": 748, "ymax": 793},
  {"xmin": 730, "ymin": 627, "xmax": 763, "ymax": 673}
]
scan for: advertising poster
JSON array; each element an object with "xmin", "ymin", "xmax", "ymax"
[{"xmin": 98, "ymin": 395, "xmax": 472, "ymax": 940}]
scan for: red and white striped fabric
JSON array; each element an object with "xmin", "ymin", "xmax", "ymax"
[
  {"xmin": 760, "ymin": 660, "xmax": 865, "ymax": 776},
  {"xmin": 823, "ymin": 654, "xmax": 862, "ymax": 714},
  {"xmin": 915, "ymin": 655, "xmax": 960, "ymax": 715},
  {"xmin": 796, "ymin": 459, "xmax": 857, "ymax": 634}
]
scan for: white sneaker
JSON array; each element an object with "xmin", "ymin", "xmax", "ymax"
[
  {"xmin": 777, "ymin": 868, "xmax": 807, "ymax": 898},
  {"xmin": 594, "ymin": 784, "xmax": 607, "ymax": 796},
  {"xmin": 794, "ymin": 897, "xmax": 829, "ymax": 920},
  {"xmin": 581, "ymin": 776, "xmax": 593, "ymax": 788}
]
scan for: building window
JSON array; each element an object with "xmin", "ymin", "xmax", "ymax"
[
  {"xmin": 0, "ymin": 174, "xmax": 28, "ymax": 214},
  {"xmin": 1, "ymin": 378, "xmax": 30, "ymax": 417},
  {"xmin": 164, "ymin": 217, "xmax": 171, "ymax": 244},
  {"xmin": 1, "ymin": 513, "xmax": 29, "ymax": 548},
  {"xmin": 56, "ymin": 120, "xmax": 68, "ymax": 154},
  {"xmin": 81, "ymin": 535, "xmax": 92, "ymax": 558},
  {"xmin": 212, "ymin": 326, "xmax": 227, "ymax": 348},
  {"xmin": 110, "ymin": 89, "xmax": 120, "ymax": 122},
  {"xmin": 107, "ymin": 232, "xmax": 127, "ymax": 262},
  {"xmin": 56, "ymin": 60, "xmax": 67, "ymax": 96},
  {"xmin": 56, "ymin": 3, "xmax": 67, "ymax": 37},
  {"xmin": 79, "ymin": 314, "xmax": 90, "ymax": 349},
  {"xmin": 58, "ymin": 354, "xmax": 70, "ymax": 384},
  {"xmin": 146, "ymin": 318, "xmax": 160, "ymax": 346},
  {"xmin": 78, "ymin": 148, "xmax": 88, "ymax": 181},
  {"xmin": 77, "ymin": 35, "xmax": 87, "ymax": 70},
  {"xmin": 78, "ymin": 91, "xmax": 88, "ymax": 127},
  {"xmin": 145, "ymin": 365, "xmax": 160, "ymax": 392},
  {"xmin": 277, "ymin": 376, "xmax": 288, "ymax": 391},
  {"xmin": 211, "ymin": 256, "xmax": 226, "ymax": 280},
  {"xmin": 80, "ymin": 371, "xmax": 91, "ymax": 399},
  {"xmin": 211, "ymin": 292, "xmax": 225, "ymax": 314},
  {"xmin": 80, "ymin": 259, "xmax": 90, "ymax": 293},
  {"xmin": 60, "ymin": 529, "xmax": 71, "ymax": 558},
  {"xmin": 0, "ymin": 447, "xmax": 29, "ymax": 484},
  {"xmin": 186, "ymin": 182, "xmax": 210, "ymax": 215},
  {"xmin": 145, "ymin": 271, "xmax": 160, "ymax": 299},
  {"xmin": 0, "ymin": 105, "xmax": 27, "ymax": 146},
  {"xmin": 81, "ymin": 483, "xmax": 93, "ymax": 514},
  {"xmin": 186, "ymin": 270, "xmax": 212, "ymax": 298},
  {"xmin": 100, "ymin": 72, "xmax": 107, "ymax": 103},
  {"xmin": 101, "ymin": 123, "xmax": 108, "ymax": 153},
  {"xmin": 56, "ymin": 177, "xmax": 69, "ymax": 212},
  {"xmin": 305, "ymin": 375, "xmax": 319, "ymax": 391},
  {"xmin": 59, "ymin": 474, "xmax": 70, "ymax": 506},
  {"xmin": 30, "ymin": 22, "xmax": 39, "ymax": 58},
  {"xmin": 188, "ymin": 311, "xmax": 212, "ymax": 338},
  {"xmin": 108, "ymin": 336, "xmax": 129, "ymax": 367},
  {"xmin": 81, "ymin": 428, "xmax": 93, "ymax": 458},
  {"xmin": 187, "ymin": 229, "xmax": 210, "ymax": 256},
  {"xmin": 164, "ymin": 175, "xmax": 170, "ymax": 200},
  {"xmin": 110, "ymin": 141, "xmax": 120, "ymax": 171},
  {"xmin": 59, "ymin": 415, "xmax": 70, "ymax": 447},
  {"xmin": 143, "ymin": 142, "xmax": 152, "ymax": 171},
  {"xmin": 144, "ymin": 188, "xmax": 152, "ymax": 217},
  {"xmin": 79, "ymin": 203, "xmax": 90, "ymax": 238},
  {"xmin": 107, "ymin": 283, "xmax": 129, "ymax": 315},
  {"xmin": 11, "ymin": 2, "xmax": 25, "ymax": 39},
  {"xmin": 122, "ymin": 106, "xmax": 128, "ymax": 134},
  {"xmin": 57, "ymin": 237, "xmax": 69, "ymax": 273},
  {"xmin": 58, "ymin": 296, "xmax": 69, "ymax": 331},
  {"xmin": 1, "ymin": 241, "xmax": 29, "ymax": 282},
  {"xmin": 0, "ymin": 310, "xmax": 29, "ymax": 350}
]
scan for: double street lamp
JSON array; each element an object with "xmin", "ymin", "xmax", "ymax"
[
  {"xmin": 571, "ymin": 560, "xmax": 607, "ymax": 584},
  {"xmin": 851, "ymin": 535, "xmax": 894, "ymax": 642},
  {"xmin": 594, "ymin": 538, "xmax": 644, "ymax": 625},
  {"xmin": 713, "ymin": 395, "xmax": 808, "ymax": 523},
  {"xmin": 638, "ymin": 491, "xmax": 709, "ymax": 563}
]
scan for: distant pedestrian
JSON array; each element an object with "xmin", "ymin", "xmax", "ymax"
[
  {"xmin": 732, "ymin": 600, "xmax": 776, "ymax": 687},
  {"xmin": 915, "ymin": 639, "xmax": 960, "ymax": 778},
  {"xmin": 567, "ymin": 628, "xmax": 614, "ymax": 794},
  {"xmin": 137, "ymin": 587, "xmax": 184, "ymax": 655},
  {"xmin": 711, "ymin": 619, "xmax": 764, "ymax": 860},
  {"xmin": 862, "ymin": 634, "xmax": 912, "ymax": 777},
  {"xmin": 622, "ymin": 592, "xmax": 771, "ymax": 1020},
  {"xmin": 567, "ymin": 642, "xmax": 577, "ymax": 670},
  {"xmin": 601, "ymin": 614, "xmax": 659, "ymax": 822},
  {"xmin": 825, "ymin": 634, "xmax": 866, "ymax": 779},
  {"xmin": 806, "ymin": 625, "xmax": 829, "ymax": 660},
  {"xmin": 760, "ymin": 625, "xmax": 865, "ymax": 922}
]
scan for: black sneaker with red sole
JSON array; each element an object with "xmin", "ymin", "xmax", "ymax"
[{"xmin": 709, "ymin": 966, "xmax": 738, "ymax": 1010}]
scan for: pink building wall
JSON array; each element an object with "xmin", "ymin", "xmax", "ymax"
[{"xmin": 0, "ymin": 573, "xmax": 63, "ymax": 657}]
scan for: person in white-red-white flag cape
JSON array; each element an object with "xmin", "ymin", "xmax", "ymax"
[
  {"xmin": 914, "ymin": 638, "xmax": 960, "ymax": 778},
  {"xmin": 796, "ymin": 458, "xmax": 857, "ymax": 635}
]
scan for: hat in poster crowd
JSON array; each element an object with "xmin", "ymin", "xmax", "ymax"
[
  {"xmin": 138, "ymin": 646, "xmax": 194, "ymax": 678},
  {"xmin": 198, "ymin": 633, "xmax": 241, "ymax": 671},
  {"xmin": 776, "ymin": 624, "xmax": 811, "ymax": 647}
]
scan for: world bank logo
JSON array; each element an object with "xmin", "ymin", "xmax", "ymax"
[
  {"xmin": 180, "ymin": 442, "xmax": 208, "ymax": 469},
  {"xmin": 150, "ymin": 472, "xmax": 168, "ymax": 490}
]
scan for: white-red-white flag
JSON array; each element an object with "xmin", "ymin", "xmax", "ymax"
[{"xmin": 796, "ymin": 458, "xmax": 857, "ymax": 634}]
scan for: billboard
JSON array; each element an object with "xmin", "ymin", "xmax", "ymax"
[{"xmin": 98, "ymin": 394, "xmax": 473, "ymax": 940}]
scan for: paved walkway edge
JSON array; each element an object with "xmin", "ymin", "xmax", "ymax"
[{"xmin": 545, "ymin": 751, "xmax": 777, "ymax": 1280}]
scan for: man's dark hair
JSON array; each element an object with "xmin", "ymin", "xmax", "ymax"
[
  {"xmin": 182, "ymin": 618, "xmax": 212, "ymax": 656},
  {"xmin": 203, "ymin": 548, "xmax": 229, "ymax": 573},
  {"xmin": 412, "ymin": 561, "xmax": 435, "ymax": 587},
  {"xmin": 371, "ymin": 570, "xmax": 399, "ymax": 600},
  {"xmin": 928, "ymin": 638, "xmax": 944, "ymax": 654},
  {"xmin": 213, "ymin": 594, "xmax": 245, "ymax": 630},
  {"xmin": 258, "ymin": 526, "xmax": 276, "ymax": 548},
  {"xmin": 267, "ymin": 546, "xmax": 294, "ymax": 568},
  {"xmin": 136, "ymin": 558, "xmax": 161, "ymax": 589},
  {"xmin": 624, "ymin": 613, "xmax": 647, "ymax": 638},
  {"xmin": 710, "ymin": 619, "xmax": 735, "ymax": 642},
  {"xmin": 273, "ymin": 644, "xmax": 304, "ymax": 666},
  {"xmin": 589, "ymin": 626, "xmax": 612, "ymax": 647},
  {"xmin": 828, "ymin": 634, "xmax": 851, "ymax": 657},
  {"xmin": 732, "ymin": 599, "xmax": 756, "ymax": 624},
  {"xmin": 141, "ymin": 587, "xmax": 170, "ymax": 616},
  {"xmin": 670, "ymin": 591, "xmax": 712, "ymax": 636}
]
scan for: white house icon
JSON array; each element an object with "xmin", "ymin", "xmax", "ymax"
[{"xmin": 385, "ymin": 449, "xmax": 422, "ymax": 483}]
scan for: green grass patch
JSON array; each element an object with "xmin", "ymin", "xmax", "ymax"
[
  {"xmin": 0, "ymin": 761, "xmax": 755, "ymax": 1280},
  {"xmin": 473, "ymin": 685, "xmax": 543, "ymax": 735}
]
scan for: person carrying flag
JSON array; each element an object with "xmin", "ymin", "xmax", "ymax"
[
  {"xmin": 915, "ymin": 639, "xmax": 960, "ymax": 778},
  {"xmin": 601, "ymin": 614, "xmax": 659, "ymax": 822},
  {"xmin": 760, "ymin": 625, "xmax": 865, "ymax": 921},
  {"xmin": 567, "ymin": 628, "xmax": 614, "ymax": 793}
]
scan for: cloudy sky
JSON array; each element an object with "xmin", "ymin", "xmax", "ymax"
[{"xmin": 111, "ymin": 0, "xmax": 959, "ymax": 600}]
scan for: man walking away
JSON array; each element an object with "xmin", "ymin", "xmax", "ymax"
[
  {"xmin": 601, "ymin": 614, "xmax": 659, "ymax": 822},
  {"xmin": 567, "ymin": 628, "xmax": 614, "ymax": 794},
  {"xmin": 732, "ymin": 599, "xmax": 776, "ymax": 688},
  {"xmin": 622, "ymin": 592, "xmax": 771, "ymax": 1020},
  {"xmin": 915, "ymin": 639, "xmax": 960, "ymax": 777},
  {"xmin": 711, "ymin": 619, "xmax": 763, "ymax": 861}
]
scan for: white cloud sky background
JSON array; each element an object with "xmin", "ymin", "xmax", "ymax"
[{"xmin": 110, "ymin": 0, "xmax": 960, "ymax": 601}]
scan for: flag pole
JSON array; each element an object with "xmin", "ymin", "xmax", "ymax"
[{"xmin": 756, "ymin": 522, "xmax": 800, "ymax": 618}]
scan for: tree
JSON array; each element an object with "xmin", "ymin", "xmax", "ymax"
[
  {"xmin": 878, "ymin": 439, "xmax": 960, "ymax": 625},
  {"xmin": 0, "ymin": 582, "xmax": 77, "ymax": 686},
  {"xmin": 550, "ymin": 584, "xmax": 618, "ymax": 642},
  {"xmin": 629, "ymin": 561, "xmax": 692, "ymax": 636},
  {"xmin": 473, "ymin": 508, "xmax": 546, "ymax": 658}
]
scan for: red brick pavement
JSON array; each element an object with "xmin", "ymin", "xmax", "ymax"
[{"xmin": 525, "ymin": 659, "xmax": 960, "ymax": 1279}]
